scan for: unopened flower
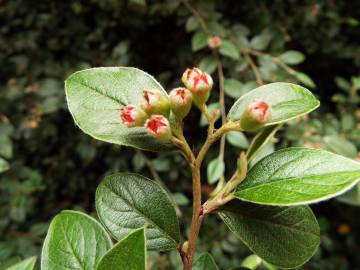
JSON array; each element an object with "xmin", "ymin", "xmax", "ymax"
[
  {"xmin": 145, "ymin": 115, "xmax": 172, "ymax": 141},
  {"xmin": 240, "ymin": 99, "xmax": 271, "ymax": 131},
  {"xmin": 169, "ymin": 87, "xmax": 193, "ymax": 119},
  {"xmin": 181, "ymin": 67, "xmax": 213, "ymax": 107},
  {"xmin": 120, "ymin": 105, "xmax": 148, "ymax": 127},
  {"xmin": 141, "ymin": 89, "xmax": 170, "ymax": 117},
  {"xmin": 208, "ymin": 35, "xmax": 223, "ymax": 49}
]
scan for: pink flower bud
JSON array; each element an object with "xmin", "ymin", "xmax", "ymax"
[
  {"xmin": 240, "ymin": 99, "xmax": 271, "ymax": 131},
  {"xmin": 141, "ymin": 89, "xmax": 170, "ymax": 117},
  {"xmin": 181, "ymin": 67, "xmax": 213, "ymax": 107},
  {"xmin": 120, "ymin": 105, "xmax": 148, "ymax": 127},
  {"xmin": 208, "ymin": 35, "xmax": 223, "ymax": 49},
  {"xmin": 145, "ymin": 115, "xmax": 172, "ymax": 141},
  {"xmin": 169, "ymin": 87, "xmax": 193, "ymax": 119}
]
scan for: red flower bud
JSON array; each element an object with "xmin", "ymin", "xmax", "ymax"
[
  {"xmin": 145, "ymin": 115, "xmax": 172, "ymax": 141},
  {"xmin": 208, "ymin": 35, "xmax": 223, "ymax": 49},
  {"xmin": 169, "ymin": 87, "xmax": 193, "ymax": 119},
  {"xmin": 240, "ymin": 99, "xmax": 271, "ymax": 131},
  {"xmin": 181, "ymin": 67, "xmax": 213, "ymax": 107},
  {"xmin": 120, "ymin": 105, "xmax": 148, "ymax": 127},
  {"xmin": 141, "ymin": 89, "xmax": 170, "ymax": 117}
]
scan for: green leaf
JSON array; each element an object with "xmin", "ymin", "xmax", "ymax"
[
  {"xmin": 207, "ymin": 158, "xmax": 225, "ymax": 184},
  {"xmin": 199, "ymin": 56, "xmax": 217, "ymax": 74},
  {"xmin": 295, "ymin": 72, "xmax": 316, "ymax": 88},
  {"xmin": 192, "ymin": 32, "xmax": 209, "ymax": 51},
  {"xmin": 279, "ymin": 51, "xmax": 305, "ymax": 65},
  {"xmin": 224, "ymin": 78, "xmax": 244, "ymax": 99},
  {"xmin": 207, "ymin": 21, "xmax": 226, "ymax": 37},
  {"xmin": 65, "ymin": 67, "xmax": 175, "ymax": 152},
  {"xmin": 95, "ymin": 173, "xmax": 180, "ymax": 251},
  {"xmin": 219, "ymin": 201, "xmax": 320, "ymax": 268},
  {"xmin": 219, "ymin": 40, "xmax": 240, "ymax": 60},
  {"xmin": 0, "ymin": 135, "xmax": 12, "ymax": 159},
  {"xmin": 250, "ymin": 32, "xmax": 272, "ymax": 50},
  {"xmin": 246, "ymin": 125, "xmax": 281, "ymax": 162},
  {"xmin": 323, "ymin": 135, "xmax": 358, "ymax": 158},
  {"xmin": 226, "ymin": 131, "xmax": 249, "ymax": 149},
  {"xmin": 6, "ymin": 257, "xmax": 36, "ymax": 270},
  {"xmin": 193, "ymin": 253, "xmax": 219, "ymax": 270},
  {"xmin": 0, "ymin": 158, "xmax": 9, "ymax": 173},
  {"xmin": 235, "ymin": 147, "xmax": 360, "ymax": 206},
  {"xmin": 41, "ymin": 210, "xmax": 112, "ymax": 270},
  {"xmin": 97, "ymin": 228, "xmax": 146, "ymax": 270},
  {"xmin": 227, "ymin": 83, "xmax": 319, "ymax": 125}
]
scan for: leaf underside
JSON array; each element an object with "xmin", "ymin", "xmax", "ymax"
[{"xmin": 65, "ymin": 67, "xmax": 175, "ymax": 152}]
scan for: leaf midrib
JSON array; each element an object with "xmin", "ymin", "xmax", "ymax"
[
  {"xmin": 221, "ymin": 208, "xmax": 319, "ymax": 238},
  {"xmin": 237, "ymin": 170, "xmax": 360, "ymax": 193}
]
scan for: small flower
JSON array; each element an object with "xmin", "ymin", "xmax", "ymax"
[
  {"xmin": 120, "ymin": 105, "xmax": 148, "ymax": 127},
  {"xmin": 208, "ymin": 35, "xmax": 223, "ymax": 49},
  {"xmin": 181, "ymin": 67, "xmax": 213, "ymax": 107},
  {"xmin": 240, "ymin": 99, "xmax": 271, "ymax": 131},
  {"xmin": 145, "ymin": 115, "xmax": 172, "ymax": 141},
  {"xmin": 169, "ymin": 87, "xmax": 193, "ymax": 119},
  {"xmin": 141, "ymin": 89, "xmax": 170, "ymax": 117}
]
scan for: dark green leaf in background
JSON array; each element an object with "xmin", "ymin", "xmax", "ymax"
[
  {"xmin": 219, "ymin": 201, "xmax": 320, "ymax": 268},
  {"xmin": 0, "ymin": 158, "xmax": 9, "ymax": 173},
  {"xmin": 193, "ymin": 253, "xmax": 219, "ymax": 270}
]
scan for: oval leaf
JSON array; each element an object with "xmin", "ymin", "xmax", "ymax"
[
  {"xmin": 279, "ymin": 50, "xmax": 305, "ymax": 65},
  {"xmin": 226, "ymin": 131, "xmax": 249, "ymax": 149},
  {"xmin": 97, "ymin": 228, "xmax": 146, "ymax": 270},
  {"xmin": 219, "ymin": 201, "xmax": 320, "ymax": 268},
  {"xmin": 41, "ymin": 210, "xmax": 112, "ymax": 270},
  {"xmin": 207, "ymin": 158, "xmax": 225, "ymax": 184},
  {"xmin": 193, "ymin": 253, "xmax": 219, "ymax": 270},
  {"xmin": 0, "ymin": 158, "xmax": 9, "ymax": 173},
  {"xmin": 227, "ymin": 83, "xmax": 319, "ymax": 125},
  {"xmin": 65, "ymin": 67, "xmax": 175, "ymax": 152},
  {"xmin": 235, "ymin": 147, "xmax": 360, "ymax": 206},
  {"xmin": 6, "ymin": 257, "xmax": 36, "ymax": 270},
  {"xmin": 95, "ymin": 173, "xmax": 180, "ymax": 251}
]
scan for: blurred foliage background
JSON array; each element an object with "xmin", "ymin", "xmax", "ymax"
[{"xmin": 0, "ymin": 0, "xmax": 360, "ymax": 269}]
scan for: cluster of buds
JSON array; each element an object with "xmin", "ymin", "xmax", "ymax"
[
  {"xmin": 120, "ymin": 67, "xmax": 271, "ymax": 140},
  {"xmin": 120, "ymin": 67, "xmax": 213, "ymax": 141},
  {"xmin": 120, "ymin": 89, "xmax": 173, "ymax": 141},
  {"xmin": 240, "ymin": 99, "xmax": 271, "ymax": 131}
]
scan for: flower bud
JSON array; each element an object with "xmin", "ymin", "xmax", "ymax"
[
  {"xmin": 169, "ymin": 87, "xmax": 193, "ymax": 119},
  {"xmin": 181, "ymin": 67, "xmax": 213, "ymax": 107},
  {"xmin": 145, "ymin": 115, "xmax": 172, "ymax": 141},
  {"xmin": 208, "ymin": 35, "xmax": 223, "ymax": 49},
  {"xmin": 120, "ymin": 105, "xmax": 148, "ymax": 127},
  {"xmin": 141, "ymin": 89, "xmax": 171, "ymax": 117},
  {"xmin": 240, "ymin": 99, "xmax": 271, "ymax": 131}
]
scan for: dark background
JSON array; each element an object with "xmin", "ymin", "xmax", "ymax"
[{"xmin": 0, "ymin": 0, "xmax": 359, "ymax": 269}]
